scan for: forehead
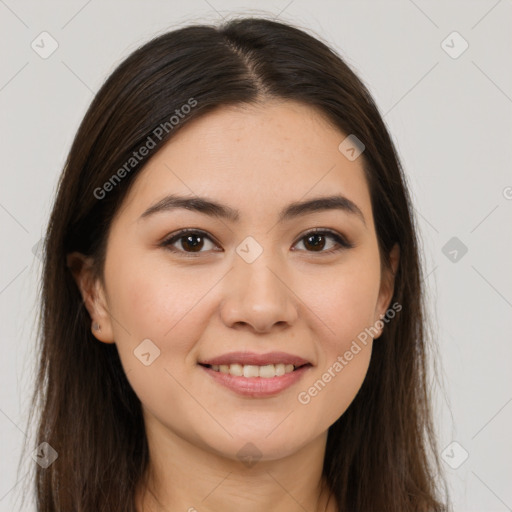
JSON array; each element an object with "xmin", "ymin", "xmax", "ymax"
[{"xmin": 115, "ymin": 100, "xmax": 373, "ymax": 228}]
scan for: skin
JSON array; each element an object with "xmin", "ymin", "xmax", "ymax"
[{"xmin": 68, "ymin": 99, "xmax": 399, "ymax": 512}]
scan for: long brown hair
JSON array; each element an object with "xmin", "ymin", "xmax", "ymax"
[{"xmin": 18, "ymin": 16, "xmax": 449, "ymax": 511}]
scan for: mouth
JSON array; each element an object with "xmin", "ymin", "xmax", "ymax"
[
  {"xmin": 198, "ymin": 361, "xmax": 313, "ymax": 397},
  {"xmin": 197, "ymin": 351, "xmax": 313, "ymax": 379},
  {"xmin": 198, "ymin": 362, "xmax": 312, "ymax": 379}
]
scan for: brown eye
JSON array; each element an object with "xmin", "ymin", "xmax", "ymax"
[
  {"xmin": 177, "ymin": 233, "xmax": 205, "ymax": 252},
  {"xmin": 162, "ymin": 229, "xmax": 218, "ymax": 256},
  {"xmin": 293, "ymin": 229, "xmax": 354, "ymax": 254},
  {"xmin": 303, "ymin": 233, "xmax": 328, "ymax": 252}
]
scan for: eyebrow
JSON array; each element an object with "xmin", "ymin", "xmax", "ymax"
[{"xmin": 139, "ymin": 193, "xmax": 366, "ymax": 227}]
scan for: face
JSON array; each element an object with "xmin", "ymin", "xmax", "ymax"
[{"xmin": 70, "ymin": 100, "xmax": 398, "ymax": 463}]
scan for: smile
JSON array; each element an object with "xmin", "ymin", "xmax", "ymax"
[
  {"xmin": 200, "ymin": 362, "xmax": 310, "ymax": 378},
  {"xmin": 198, "ymin": 363, "xmax": 312, "ymax": 397}
]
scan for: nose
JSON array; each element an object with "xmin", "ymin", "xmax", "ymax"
[{"xmin": 219, "ymin": 251, "xmax": 299, "ymax": 334}]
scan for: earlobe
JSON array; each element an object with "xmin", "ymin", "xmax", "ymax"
[{"xmin": 66, "ymin": 252, "xmax": 115, "ymax": 344}]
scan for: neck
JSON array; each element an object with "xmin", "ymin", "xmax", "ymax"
[{"xmin": 135, "ymin": 414, "xmax": 336, "ymax": 512}]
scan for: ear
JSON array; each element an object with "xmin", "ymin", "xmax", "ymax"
[
  {"xmin": 373, "ymin": 243, "xmax": 400, "ymax": 339},
  {"xmin": 66, "ymin": 252, "xmax": 115, "ymax": 344}
]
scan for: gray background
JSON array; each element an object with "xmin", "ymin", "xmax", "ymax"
[{"xmin": 1, "ymin": 1, "xmax": 511, "ymax": 510}]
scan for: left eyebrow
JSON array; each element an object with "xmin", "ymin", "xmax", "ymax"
[{"xmin": 139, "ymin": 193, "xmax": 367, "ymax": 227}]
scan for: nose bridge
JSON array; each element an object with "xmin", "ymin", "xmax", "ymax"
[{"xmin": 220, "ymin": 235, "xmax": 298, "ymax": 331}]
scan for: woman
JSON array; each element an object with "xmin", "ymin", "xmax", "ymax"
[{"xmin": 22, "ymin": 16, "xmax": 449, "ymax": 512}]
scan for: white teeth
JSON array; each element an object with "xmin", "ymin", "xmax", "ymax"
[
  {"xmin": 228, "ymin": 364, "xmax": 242, "ymax": 376},
  {"xmin": 259, "ymin": 364, "xmax": 277, "ymax": 378},
  {"xmin": 209, "ymin": 363, "xmax": 297, "ymax": 378},
  {"xmin": 243, "ymin": 365, "xmax": 259, "ymax": 378}
]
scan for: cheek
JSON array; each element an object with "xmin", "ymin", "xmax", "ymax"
[
  {"xmin": 104, "ymin": 251, "xmax": 210, "ymax": 386},
  {"xmin": 310, "ymin": 251, "xmax": 381, "ymax": 352},
  {"xmin": 295, "ymin": 299, "xmax": 374, "ymax": 435},
  {"xmin": 302, "ymin": 342, "xmax": 373, "ymax": 432},
  {"xmin": 292, "ymin": 251, "xmax": 381, "ymax": 425},
  {"xmin": 107, "ymin": 249, "xmax": 206, "ymax": 339},
  {"xmin": 105, "ymin": 258, "xmax": 211, "ymax": 419},
  {"xmin": 297, "ymin": 280, "xmax": 377, "ymax": 430}
]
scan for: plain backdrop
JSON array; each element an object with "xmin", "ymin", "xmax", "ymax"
[{"xmin": 1, "ymin": 1, "xmax": 511, "ymax": 511}]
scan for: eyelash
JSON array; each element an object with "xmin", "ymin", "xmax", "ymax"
[{"xmin": 160, "ymin": 228, "xmax": 354, "ymax": 258}]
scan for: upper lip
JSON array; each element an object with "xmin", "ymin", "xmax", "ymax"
[{"xmin": 199, "ymin": 351, "xmax": 312, "ymax": 367}]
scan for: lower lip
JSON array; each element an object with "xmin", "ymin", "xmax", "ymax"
[{"xmin": 199, "ymin": 364, "xmax": 312, "ymax": 397}]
